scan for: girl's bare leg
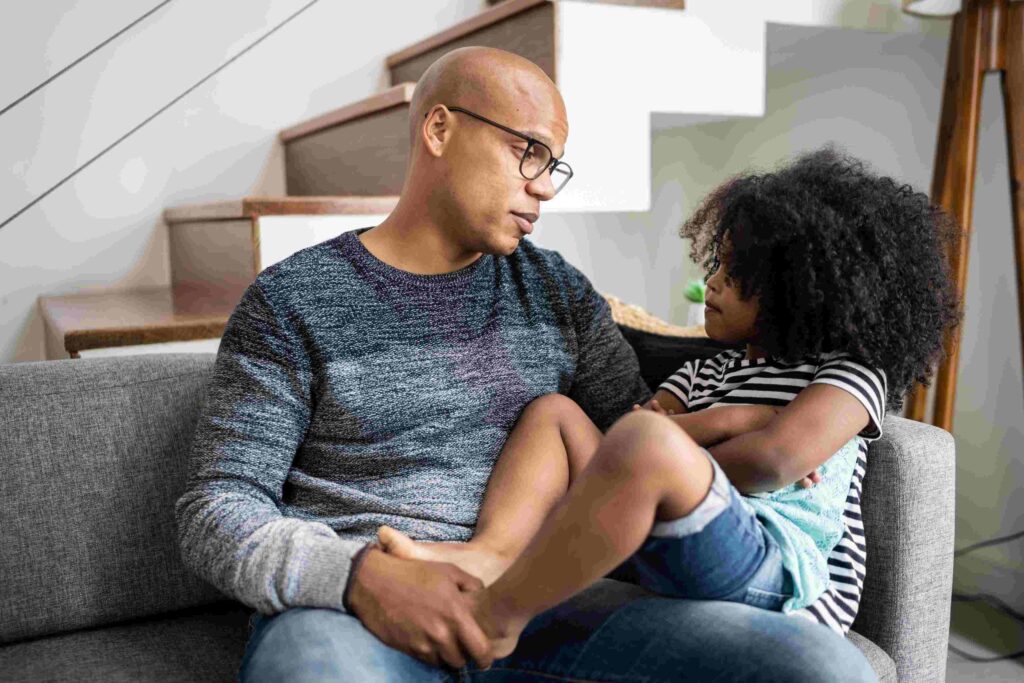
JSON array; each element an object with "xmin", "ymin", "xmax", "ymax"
[
  {"xmin": 471, "ymin": 409, "xmax": 715, "ymax": 657},
  {"xmin": 378, "ymin": 393, "xmax": 603, "ymax": 585}
]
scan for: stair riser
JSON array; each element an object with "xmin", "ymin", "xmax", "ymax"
[
  {"xmin": 285, "ymin": 104, "xmax": 410, "ymax": 196},
  {"xmin": 169, "ymin": 214, "xmax": 391, "ymax": 293},
  {"xmin": 389, "ymin": 3, "xmax": 556, "ymax": 85},
  {"xmin": 170, "ymin": 219, "xmax": 258, "ymax": 295}
]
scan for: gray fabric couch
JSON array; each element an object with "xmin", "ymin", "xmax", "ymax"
[{"xmin": 0, "ymin": 353, "xmax": 955, "ymax": 681}]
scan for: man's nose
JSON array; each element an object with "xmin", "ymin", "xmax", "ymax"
[{"xmin": 525, "ymin": 170, "xmax": 557, "ymax": 201}]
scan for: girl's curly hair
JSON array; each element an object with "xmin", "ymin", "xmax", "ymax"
[{"xmin": 680, "ymin": 147, "xmax": 963, "ymax": 412}]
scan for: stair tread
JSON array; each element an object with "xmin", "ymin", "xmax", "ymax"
[
  {"xmin": 39, "ymin": 284, "xmax": 245, "ymax": 355},
  {"xmin": 164, "ymin": 195, "xmax": 399, "ymax": 224},
  {"xmin": 39, "ymin": 283, "xmax": 705, "ymax": 357}
]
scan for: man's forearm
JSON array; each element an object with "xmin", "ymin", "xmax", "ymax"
[{"xmin": 175, "ymin": 485, "xmax": 366, "ymax": 615}]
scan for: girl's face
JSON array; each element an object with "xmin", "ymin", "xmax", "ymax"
[{"xmin": 703, "ymin": 244, "xmax": 760, "ymax": 347}]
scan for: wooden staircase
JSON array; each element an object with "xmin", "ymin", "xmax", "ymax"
[{"xmin": 43, "ymin": 0, "xmax": 742, "ymax": 359}]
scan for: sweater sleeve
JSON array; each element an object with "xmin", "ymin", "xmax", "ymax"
[
  {"xmin": 560, "ymin": 258, "xmax": 652, "ymax": 431},
  {"xmin": 174, "ymin": 279, "xmax": 366, "ymax": 615}
]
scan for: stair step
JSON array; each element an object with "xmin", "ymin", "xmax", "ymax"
[
  {"xmin": 39, "ymin": 283, "xmax": 703, "ymax": 360},
  {"xmin": 487, "ymin": 0, "xmax": 684, "ymax": 7},
  {"xmin": 390, "ymin": 0, "xmax": 684, "ymax": 86},
  {"xmin": 381, "ymin": 0, "xmax": 763, "ymax": 212},
  {"xmin": 388, "ymin": 0, "xmax": 557, "ymax": 84},
  {"xmin": 280, "ymin": 3, "xmax": 764, "ymax": 211},
  {"xmin": 165, "ymin": 195, "xmax": 396, "ymax": 295},
  {"xmin": 39, "ymin": 284, "xmax": 244, "ymax": 359},
  {"xmin": 279, "ymin": 84, "xmax": 415, "ymax": 196}
]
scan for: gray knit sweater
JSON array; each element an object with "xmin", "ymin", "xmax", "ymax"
[{"xmin": 174, "ymin": 228, "xmax": 651, "ymax": 615}]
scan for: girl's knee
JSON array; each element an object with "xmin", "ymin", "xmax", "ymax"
[
  {"xmin": 522, "ymin": 393, "xmax": 585, "ymax": 422},
  {"xmin": 598, "ymin": 412, "xmax": 702, "ymax": 475}
]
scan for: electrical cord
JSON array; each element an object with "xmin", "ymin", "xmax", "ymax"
[
  {"xmin": 954, "ymin": 529, "xmax": 1024, "ymax": 558},
  {"xmin": 942, "ymin": 589, "xmax": 1024, "ymax": 663},
  {"xmin": 948, "ymin": 543, "xmax": 1024, "ymax": 664}
]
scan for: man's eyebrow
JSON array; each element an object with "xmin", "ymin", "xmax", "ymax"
[{"xmin": 524, "ymin": 130, "xmax": 556, "ymax": 151}]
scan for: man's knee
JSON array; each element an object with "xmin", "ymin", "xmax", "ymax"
[{"xmin": 239, "ymin": 607, "xmax": 438, "ymax": 682}]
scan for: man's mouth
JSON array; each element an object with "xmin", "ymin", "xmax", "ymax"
[{"xmin": 512, "ymin": 212, "xmax": 538, "ymax": 234}]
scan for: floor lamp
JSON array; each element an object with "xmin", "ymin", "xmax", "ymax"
[{"xmin": 903, "ymin": 0, "xmax": 1024, "ymax": 431}]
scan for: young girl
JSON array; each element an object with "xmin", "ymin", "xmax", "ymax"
[{"xmin": 375, "ymin": 148, "xmax": 961, "ymax": 661}]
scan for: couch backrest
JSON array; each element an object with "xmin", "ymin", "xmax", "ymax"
[{"xmin": 0, "ymin": 354, "xmax": 225, "ymax": 645}]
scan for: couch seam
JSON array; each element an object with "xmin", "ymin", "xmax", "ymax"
[{"xmin": 0, "ymin": 369, "xmax": 209, "ymax": 398}]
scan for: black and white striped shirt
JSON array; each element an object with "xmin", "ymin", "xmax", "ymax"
[{"xmin": 658, "ymin": 349, "xmax": 887, "ymax": 635}]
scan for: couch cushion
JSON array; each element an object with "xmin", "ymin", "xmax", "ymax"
[
  {"xmin": 0, "ymin": 601, "xmax": 251, "ymax": 682},
  {"xmin": 847, "ymin": 629, "xmax": 897, "ymax": 683},
  {"xmin": 0, "ymin": 354, "xmax": 225, "ymax": 644},
  {"xmin": 617, "ymin": 325, "xmax": 738, "ymax": 392}
]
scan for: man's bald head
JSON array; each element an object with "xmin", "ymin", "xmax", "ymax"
[
  {"xmin": 408, "ymin": 47, "xmax": 566, "ymax": 151},
  {"xmin": 392, "ymin": 47, "xmax": 569, "ymax": 259}
]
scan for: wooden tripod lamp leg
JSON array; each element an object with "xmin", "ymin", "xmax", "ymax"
[
  {"xmin": 906, "ymin": 2, "xmax": 988, "ymax": 431},
  {"xmin": 1001, "ymin": 1, "xmax": 1024, "ymax": 424}
]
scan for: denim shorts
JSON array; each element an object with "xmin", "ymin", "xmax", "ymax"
[{"xmin": 608, "ymin": 448, "xmax": 794, "ymax": 612}]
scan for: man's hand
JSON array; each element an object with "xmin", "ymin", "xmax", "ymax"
[{"xmin": 346, "ymin": 546, "xmax": 494, "ymax": 670}]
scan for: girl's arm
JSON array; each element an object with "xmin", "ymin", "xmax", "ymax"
[
  {"xmin": 707, "ymin": 383, "xmax": 870, "ymax": 494},
  {"xmin": 637, "ymin": 390, "xmax": 779, "ymax": 448},
  {"xmin": 640, "ymin": 389, "xmax": 687, "ymax": 414}
]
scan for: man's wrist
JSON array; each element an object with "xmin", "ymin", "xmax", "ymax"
[{"xmin": 342, "ymin": 542, "xmax": 381, "ymax": 613}]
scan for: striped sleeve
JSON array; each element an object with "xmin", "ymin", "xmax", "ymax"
[
  {"xmin": 810, "ymin": 355, "xmax": 887, "ymax": 441},
  {"xmin": 657, "ymin": 360, "xmax": 697, "ymax": 410}
]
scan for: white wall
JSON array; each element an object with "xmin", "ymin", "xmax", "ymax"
[{"xmin": 0, "ymin": 0, "xmax": 483, "ymax": 363}]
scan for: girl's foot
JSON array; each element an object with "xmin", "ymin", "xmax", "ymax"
[
  {"xmin": 469, "ymin": 589, "xmax": 528, "ymax": 660},
  {"xmin": 376, "ymin": 525, "xmax": 514, "ymax": 586}
]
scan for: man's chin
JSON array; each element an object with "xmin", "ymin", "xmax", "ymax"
[{"xmin": 486, "ymin": 234, "xmax": 524, "ymax": 256}]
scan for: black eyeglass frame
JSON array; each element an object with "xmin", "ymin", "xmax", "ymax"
[{"xmin": 428, "ymin": 105, "xmax": 573, "ymax": 190}]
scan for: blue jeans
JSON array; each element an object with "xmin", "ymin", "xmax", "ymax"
[
  {"xmin": 609, "ymin": 448, "xmax": 793, "ymax": 610},
  {"xmin": 239, "ymin": 580, "xmax": 876, "ymax": 681},
  {"xmin": 239, "ymin": 453, "xmax": 875, "ymax": 681}
]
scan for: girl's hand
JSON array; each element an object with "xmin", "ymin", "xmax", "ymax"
[
  {"xmin": 632, "ymin": 399, "xmax": 675, "ymax": 416},
  {"xmin": 799, "ymin": 470, "xmax": 822, "ymax": 488}
]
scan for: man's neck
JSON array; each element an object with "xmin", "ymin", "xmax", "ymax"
[{"xmin": 359, "ymin": 202, "xmax": 482, "ymax": 275}]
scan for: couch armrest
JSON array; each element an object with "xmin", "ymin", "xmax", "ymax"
[{"xmin": 853, "ymin": 415, "xmax": 955, "ymax": 683}]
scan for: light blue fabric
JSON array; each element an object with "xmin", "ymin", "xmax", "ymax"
[{"xmin": 741, "ymin": 437, "xmax": 862, "ymax": 612}]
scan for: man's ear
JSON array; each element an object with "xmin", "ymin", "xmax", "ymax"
[{"xmin": 421, "ymin": 105, "xmax": 452, "ymax": 158}]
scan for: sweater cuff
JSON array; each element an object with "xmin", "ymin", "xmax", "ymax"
[{"xmin": 342, "ymin": 541, "xmax": 379, "ymax": 612}]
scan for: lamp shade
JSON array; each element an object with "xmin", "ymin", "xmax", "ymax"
[{"xmin": 902, "ymin": 0, "xmax": 962, "ymax": 16}]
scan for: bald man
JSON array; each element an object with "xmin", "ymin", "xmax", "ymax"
[{"xmin": 175, "ymin": 47, "xmax": 877, "ymax": 682}]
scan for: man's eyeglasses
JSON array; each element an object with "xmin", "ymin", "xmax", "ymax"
[{"xmin": 438, "ymin": 105, "xmax": 574, "ymax": 196}]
